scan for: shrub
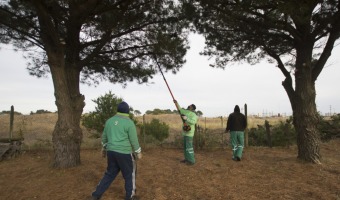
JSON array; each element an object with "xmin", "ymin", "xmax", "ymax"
[
  {"xmin": 143, "ymin": 118, "xmax": 169, "ymax": 142},
  {"xmin": 0, "ymin": 110, "xmax": 22, "ymax": 115},
  {"xmin": 31, "ymin": 109, "xmax": 52, "ymax": 114},
  {"xmin": 81, "ymin": 91, "xmax": 135, "ymax": 138},
  {"xmin": 248, "ymin": 126, "xmax": 267, "ymax": 146},
  {"xmin": 318, "ymin": 114, "xmax": 340, "ymax": 142},
  {"xmin": 270, "ymin": 119, "xmax": 296, "ymax": 146},
  {"xmin": 248, "ymin": 118, "xmax": 296, "ymax": 147}
]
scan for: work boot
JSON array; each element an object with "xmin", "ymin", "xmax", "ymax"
[
  {"xmin": 180, "ymin": 159, "xmax": 187, "ymax": 163},
  {"xmin": 186, "ymin": 161, "xmax": 195, "ymax": 166},
  {"xmin": 88, "ymin": 196, "xmax": 100, "ymax": 200},
  {"xmin": 236, "ymin": 156, "xmax": 241, "ymax": 161}
]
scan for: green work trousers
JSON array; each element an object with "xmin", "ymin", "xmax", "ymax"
[
  {"xmin": 183, "ymin": 136, "xmax": 195, "ymax": 164},
  {"xmin": 230, "ymin": 131, "xmax": 244, "ymax": 159}
]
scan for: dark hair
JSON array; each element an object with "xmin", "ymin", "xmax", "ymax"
[{"xmin": 191, "ymin": 104, "xmax": 196, "ymax": 111}]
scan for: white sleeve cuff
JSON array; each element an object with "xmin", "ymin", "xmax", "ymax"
[{"xmin": 135, "ymin": 147, "xmax": 141, "ymax": 153}]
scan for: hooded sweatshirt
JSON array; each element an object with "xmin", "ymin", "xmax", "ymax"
[{"xmin": 226, "ymin": 105, "xmax": 247, "ymax": 132}]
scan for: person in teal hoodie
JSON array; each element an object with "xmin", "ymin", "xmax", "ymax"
[
  {"xmin": 91, "ymin": 101, "xmax": 142, "ymax": 200},
  {"xmin": 174, "ymin": 100, "xmax": 198, "ymax": 165}
]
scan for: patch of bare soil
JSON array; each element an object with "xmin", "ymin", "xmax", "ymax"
[{"xmin": 0, "ymin": 139, "xmax": 340, "ymax": 200}]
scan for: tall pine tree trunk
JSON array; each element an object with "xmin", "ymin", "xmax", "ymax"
[
  {"xmin": 293, "ymin": 79, "xmax": 321, "ymax": 164},
  {"xmin": 290, "ymin": 46, "xmax": 321, "ymax": 164},
  {"xmin": 49, "ymin": 57, "xmax": 85, "ymax": 168}
]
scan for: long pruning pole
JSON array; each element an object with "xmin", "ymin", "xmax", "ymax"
[{"xmin": 154, "ymin": 56, "xmax": 185, "ymax": 123}]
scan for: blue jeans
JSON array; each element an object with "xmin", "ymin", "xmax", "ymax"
[{"xmin": 92, "ymin": 151, "xmax": 137, "ymax": 200}]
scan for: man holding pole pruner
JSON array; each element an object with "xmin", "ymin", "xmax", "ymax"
[
  {"xmin": 174, "ymin": 100, "xmax": 198, "ymax": 165},
  {"xmin": 154, "ymin": 54, "xmax": 198, "ymax": 165}
]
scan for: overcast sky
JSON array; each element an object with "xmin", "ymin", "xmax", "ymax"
[{"xmin": 1, "ymin": 34, "xmax": 340, "ymax": 117}]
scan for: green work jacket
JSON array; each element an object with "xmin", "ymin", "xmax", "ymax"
[{"xmin": 102, "ymin": 112, "xmax": 141, "ymax": 154}]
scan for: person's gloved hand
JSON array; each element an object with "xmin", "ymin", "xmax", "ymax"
[
  {"xmin": 173, "ymin": 99, "xmax": 177, "ymax": 104},
  {"xmin": 183, "ymin": 123, "xmax": 191, "ymax": 131}
]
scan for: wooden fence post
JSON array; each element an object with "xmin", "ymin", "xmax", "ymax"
[
  {"xmin": 265, "ymin": 120, "xmax": 272, "ymax": 148},
  {"xmin": 142, "ymin": 114, "xmax": 146, "ymax": 149},
  {"xmin": 244, "ymin": 104, "xmax": 248, "ymax": 147},
  {"xmin": 220, "ymin": 116, "xmax": 224, "ymax": 147},
  {"xmin": 284, "ymin": 121, "xmax": 290, "ymax": 148},
  {"xmin": 9, "ymin": 105, "xmax": 14, "ymax": 141}
]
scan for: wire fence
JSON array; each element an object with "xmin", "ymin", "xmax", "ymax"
[{"xmin": 138, "ymin": 115, "xmax": 230, "ymax": 150}]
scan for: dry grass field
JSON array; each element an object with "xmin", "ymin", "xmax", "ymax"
[
  {"xmin": 0, "ymin": 113, "xmax": 339, "ymax": 200},
  {"xmin": 0, "ymin": 113, "xmax": 287, "ymax": 148}
]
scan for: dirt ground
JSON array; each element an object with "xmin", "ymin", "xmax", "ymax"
[{"xmin": 0, "ymin": 139, "xmax": 340, "ymax": 200}]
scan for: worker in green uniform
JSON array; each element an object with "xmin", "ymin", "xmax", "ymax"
[
  {"xmin": 91, "ymin": 101, "xmax": 142, "ymax": 200},
  {"xmin": 174, "ymin": 100, "xmax": 198, "ymax": 165}
]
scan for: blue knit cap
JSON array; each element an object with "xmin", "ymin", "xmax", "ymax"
[{"xmin": 117, "ymin": 101, "xmax": 129, "ymax": 114}]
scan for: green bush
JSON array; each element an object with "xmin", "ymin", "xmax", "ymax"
[
  {"xmin": 143, "ymin": 118, "xmax": 169, "ymax": 142},
  {"xmin": 81, "ymin": 91, "xmax": 135, "ymax": 138},
  {"xmin": 270, "ymin": 120, "xmax": 296, "ymax": 146},
  {"xmin": 31, "ymin": 109, "xmax": 52, "ymax": 114},
  {"xmin": 248, "ymin": 118, "xmax": 296, "ymax": 147},
  {"xmin": 248, "ymin": 126, "xmax": 267, "ymax": 146},
  {"xmin": 318, "ymin": 114, "xmax": 340, "ymax": 142},
  {"xmin": 0, "ymin": 110, "xmax": 22, "ymax": 115},
  {"xmin": 145, "ymin": 108, "xmax": 176, "ymax": 115},
  {"xmin": 248, "ymin": 114, "xmax": 340, "ymax": 147}
]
